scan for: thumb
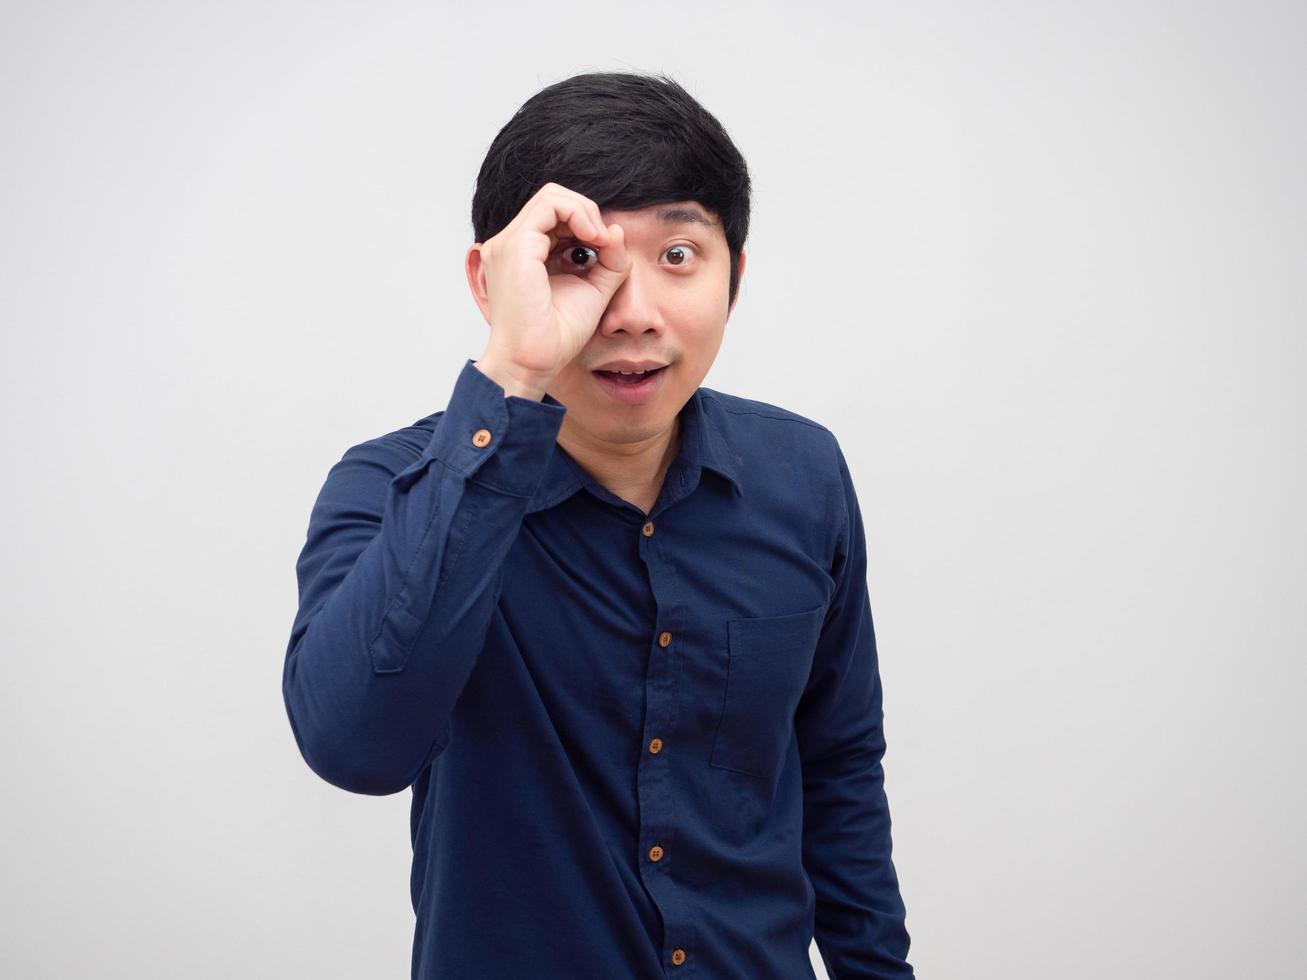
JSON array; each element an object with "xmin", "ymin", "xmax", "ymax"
[{"xmin": 585, "ymin": 223, "xmax": 631, "ymax": 301}]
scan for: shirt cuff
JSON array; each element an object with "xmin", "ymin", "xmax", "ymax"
[{"xmin": 426, "ymin": 358, "xmax": 568, "ymax": 497}]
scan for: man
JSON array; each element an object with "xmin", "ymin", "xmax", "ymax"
[{"xmin": 283, "ymin": 70, "xmax": 915, "ymax": 979}]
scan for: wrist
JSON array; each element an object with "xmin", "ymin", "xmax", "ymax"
[{"xmin": 473, "ymin": 354, "xmax": 552, "ymax": 401}]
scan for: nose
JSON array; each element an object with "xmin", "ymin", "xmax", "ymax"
[{"xmin": 597, "ymin": 258, "xmax": 663, "ymax": 338}]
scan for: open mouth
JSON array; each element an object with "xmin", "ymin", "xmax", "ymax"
[
  {"xmin": 591, "ymin": 364, "xmax": 669, "ymax": 402},
  {"xmin": 592, "ymin": 366, "xmax": 668, "ymax": 385}
]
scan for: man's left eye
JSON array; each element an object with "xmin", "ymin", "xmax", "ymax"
[{"xmin": 662, "ymin": 244, "xmax": 698, "ymax": 267}]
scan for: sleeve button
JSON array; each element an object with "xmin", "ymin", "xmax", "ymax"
[{"xmin": 472, "ymin": 428, "xmax": 492, "ymax": 448}]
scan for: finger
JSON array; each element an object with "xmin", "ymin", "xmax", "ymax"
[
  {"xmin": 495, "ymin": 181, "xmax": 589, "ymax": 242},
  {"xmin": 540, "ymin": 183, "xmax": 608, "ymax": 244},
  {"xmin": 520, "ymin": 195, "xmax": 600, "ymax": 256},
  {"xmin": 584, "ymin": 223, "xmax": 631, "ymax": 298},
  {"xmin": 555, "ymin": 194, "xmax": 607, "ymax": 246},
  {"xmin": 540, "ymin": 182, "xmax": 606, "ymax": 237},
  {"xmin": 496, "ymin": 183, "xmax": 607, "ymax": 265}
]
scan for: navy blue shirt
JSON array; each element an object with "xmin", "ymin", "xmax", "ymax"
[{"xmin": 283, "ymin": 358, "xmax": 914, "ymax": 979}]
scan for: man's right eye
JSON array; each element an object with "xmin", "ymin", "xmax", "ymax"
[{"xmin": 554, "ymin": 244, "xmax": 598, "ymax": 272}]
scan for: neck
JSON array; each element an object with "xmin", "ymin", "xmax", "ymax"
[{"xmin": 556, "ymin": 415, "xmax": 681, "ymax": 511}]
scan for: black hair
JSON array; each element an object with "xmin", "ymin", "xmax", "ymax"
[{"xmin": 470, "ymin": 70, "xmax": 752, "ymax": 309}]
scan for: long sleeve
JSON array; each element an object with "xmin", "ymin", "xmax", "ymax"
[
  {"xmin": 794, "ymin": 436, "xmax": 914, "ymax": 979},
  {"xmin": 281, "ymin": 359, "xmax": 566, "ymax": 796}
]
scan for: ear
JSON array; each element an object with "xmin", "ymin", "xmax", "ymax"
[
  {"xmin": 465, "ymin": 243, "xmax": 492, "ymax": 324},
  {"xmin": 727, "ymin": 249, "xmax": 747, "ymax": 316}
]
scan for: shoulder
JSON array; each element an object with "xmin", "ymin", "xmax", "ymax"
[
  {"xmin": 698, "ymin": 387, "xmax": 848, "ymax": 553},
  {"xmin": 331, "ymin": 411, "xmax": 444, "ymax": 475},
  {"xmin": 699, "ymin": 386, "xmax": 841, "ymax": 463}
]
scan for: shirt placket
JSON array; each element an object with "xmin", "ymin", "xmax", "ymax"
[{"xmin": 635, "ymin": 513, "xmax": 698, "ymax": 976}]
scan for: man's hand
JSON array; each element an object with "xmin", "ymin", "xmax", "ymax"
[{"xmin": 471, "ymin": 182, "xmax": 631, "ymax": 400}]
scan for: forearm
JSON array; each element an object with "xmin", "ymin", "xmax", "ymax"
[
  {"xmin": 281, "ymin": 359, "xmax": 565, "ymax": 795},
  {"xmin": 803, "ymin": 726, "xmax": 913, "ymax": 978}
]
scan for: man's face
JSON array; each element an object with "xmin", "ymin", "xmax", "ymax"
[{"xmin": 545, "ymin": 200, "xmax": 745, "ymax": 448}]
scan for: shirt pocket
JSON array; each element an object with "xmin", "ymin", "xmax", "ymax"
[{"xmin": 709, "ymin": 604, "xmax": 827, "ymax": 779}]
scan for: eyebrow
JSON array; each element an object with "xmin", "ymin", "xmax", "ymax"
[{"xmin": 655, "ymin": 206, "xmax": 716, "ymax": 228}]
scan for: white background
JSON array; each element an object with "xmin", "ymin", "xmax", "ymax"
[{"xmin": 2, "ymin": 2, "xmax": 1304, "ymax": 977}]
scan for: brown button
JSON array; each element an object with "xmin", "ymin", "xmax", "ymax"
[
  {"xmin": 471, "ymin": 428, "xmax": 492, "ymax": 448},
  {"xmin": 658, "ymin": 631, "xmax": 672, "ymax": 648},
  {"xmin": 671, "ymin": 948, "xmax": 686, "ymax": 966},
  {"xmin": 647, "ymin": 844, "xmax": 664, "ymax": 862},
  {"xmin": 648, "ymin": 737, "xmax": 663, "ymax": 754},
  {"xmin": 641, "ymin": 521, "xmax": 655, "ymax": 537}
]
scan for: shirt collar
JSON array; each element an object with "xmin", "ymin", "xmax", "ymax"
[{"xmin": 525, "ymin": 387, "xmax": 743, "ymax": 515}]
